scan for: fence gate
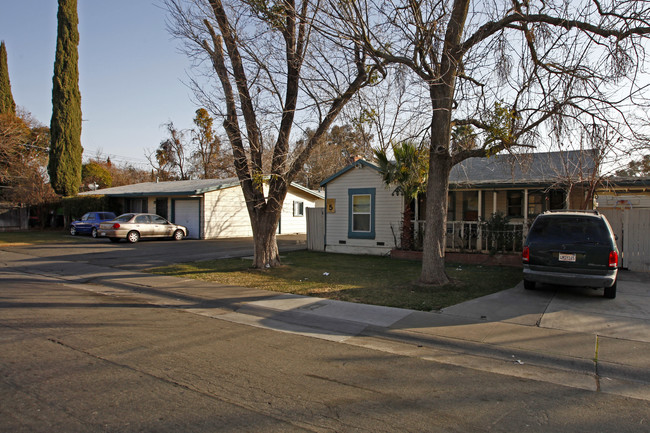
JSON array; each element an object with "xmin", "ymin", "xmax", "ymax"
[
  {"xmin": 599, "ymin": 208, "xmax": 650, "ymax": 272},
  {"xmin": 306, "ymin": 207, "xmax": 325, "ymax": 251}
]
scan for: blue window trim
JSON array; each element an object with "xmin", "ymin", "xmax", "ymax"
[{"xmin": 348, "ymin": 188, "xmax": 375, "ymax": 239}]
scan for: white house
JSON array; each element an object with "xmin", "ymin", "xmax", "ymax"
[
  {"xmin": 319, "ymin": 151, "xmax": 620, "ymax": 256},
  {"xmin": 81, "ymin": 178, "xmax": 323, "ymax": 239},
  {"xmin": 319, "ymin": 160, "xmax": 402, "ymax": 255}
]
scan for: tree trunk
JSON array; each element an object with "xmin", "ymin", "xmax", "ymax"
[
  {"xmin": 420, "ymin": 152, "xmax": 453, "ymax": 285},
  {"xmin": 250, "ymin": 207, "xmax": 281, "ymax": 268},
  {"xmin": 401, "ymin": 199, "xmax": 414, "ymax": 250}
]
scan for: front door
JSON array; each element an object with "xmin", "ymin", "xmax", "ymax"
[{"xmin": 155, "ymin": 198, "xmax": 168, "ymax": 219}]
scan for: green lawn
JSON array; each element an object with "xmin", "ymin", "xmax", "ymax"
[{"xmin": 149, "ymin": 250, "xmax": 523, "ymax": 311}]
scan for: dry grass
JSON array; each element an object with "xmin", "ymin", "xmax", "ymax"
[
  {"xmin": 149, "ymin": 250, "xmax": 523, "ymax": 311},
  {"xmin": 0, "ymin": 229, "xmax": 87, "ymax": 246}
]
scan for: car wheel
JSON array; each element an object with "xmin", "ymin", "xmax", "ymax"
[
  {"xmin": 109, "ymin": 237, "xmax": 120, "ymax": 243},
  {"xmin": 604, "ymin": 281, "xmax": 617, "ymax": 299},
  {"xmin": 524, "ymin": 279, "xmax": 536, "ymax": 290},
  {"xmin": 173, "ymin": 229, "xmax": 184, "ymax": 241},
  {"xmin": 91, "ymin": 227, "xmax": 98, "ymax": 238},
  {"xmin": 70, "ymin": 226, "xmax": 77, "ymax": 236},
  {"xmin": 127, "ymin": 231, "xmax": 140, "ymax": 243}
]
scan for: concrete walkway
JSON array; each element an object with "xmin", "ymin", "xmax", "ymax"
[{"xmin": 2, "ymin": 247, "xmax": 649, "ymax": 401}]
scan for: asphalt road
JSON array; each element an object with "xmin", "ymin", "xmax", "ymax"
[
  {"xmin": 1, "ymin": 237, "xmax": 650, "ymax": 432},
  {"xmin": 4, "ymin": 233, "xmax": 308, "ymax": 270}
]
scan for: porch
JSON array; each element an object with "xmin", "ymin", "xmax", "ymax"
[{"xmin": 411, "ymin": 186, "xmax": 582, "ymax": 254}]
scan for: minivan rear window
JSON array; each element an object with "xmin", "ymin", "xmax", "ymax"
[{"xmin": 528, "ymin": 216, "xmax": 609, "ymax": 244}]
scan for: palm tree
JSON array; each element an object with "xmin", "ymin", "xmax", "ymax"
[{"xmin": 374, "ymin": 141, "xmax": 428, "ymax": 250}]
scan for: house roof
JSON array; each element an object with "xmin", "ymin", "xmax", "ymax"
[
  {"xmin": 320, "ymin": 150, "xmax": 596, "ymax": 189},
  {"xmin": 449, "ymin": 150, "xmax": 597, "ymax": 188},
  {"xmin": 81, "ymin": 177, "xmax": 324, "ymax": 199},
  {"xmin": 319, "ymin": 160, "xmax": 380, "ymax": 187}
]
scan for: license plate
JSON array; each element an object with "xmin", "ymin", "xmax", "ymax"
[
  {"xmin": 558, "ymin": 253, "xmax": 576, "ymax": 262},
  {"xmin": 100, "ymin": 232, "xmax": 106, "ymax": 236}
]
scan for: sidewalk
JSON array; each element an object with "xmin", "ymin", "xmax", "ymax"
[{"xmin": 3, "ymin": 248, "xmax": 650, "ymax": 401}]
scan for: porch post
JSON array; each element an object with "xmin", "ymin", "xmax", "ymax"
[
  {"xmin": 523, "ymin": 188, "xmax": 529, "ymax": 248},
  {"xmin": 523, "ymin": 189, "xmax": 528, "ymax": 224},
  {"xmin": 477, "ymin": 190, "xmax": 483, "ymax": 251},
  {"xmin": 493, "ymin": 191, "xmax": 497, "ymax": 214}
]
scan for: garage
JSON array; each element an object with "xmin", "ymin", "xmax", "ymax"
[
  {"xmin": 173, "ymin": 199, "xmax": 201, "ymax": 239},
  {"xmin": 79, "ymin": 178, "xmax": 323, "ymax": 240}
]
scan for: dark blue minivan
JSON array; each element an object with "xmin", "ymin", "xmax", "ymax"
[{"xmin": 522, "ymin": 211, "xmax": 619, "ymax": 298}]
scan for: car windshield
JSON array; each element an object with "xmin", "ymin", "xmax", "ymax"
[
  {"xmin": 528, "ymin": 216, "xmax": 610, "ymax": 243},
  {"xmin": 115, "ymin": 214, "xmax": 135, "ymax": 222}
]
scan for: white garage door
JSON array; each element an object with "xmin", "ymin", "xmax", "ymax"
[{"xmin": 173, "ymin": 199, "xmax": 200, "ymax": 239}]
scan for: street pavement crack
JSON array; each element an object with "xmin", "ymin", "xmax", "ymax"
[{"xmin": 42, "ymin": 337, "xmax": 329, "ymax": 432}]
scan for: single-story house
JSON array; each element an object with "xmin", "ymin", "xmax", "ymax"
[
  {"xmin": 318, "ymin": 150, "xmax": 633, "ymax": 256},
  {"xmin": 81, "ymin": 178, "xmax": 323, "ymax": 239}
]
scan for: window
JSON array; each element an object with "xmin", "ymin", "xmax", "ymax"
[
  {"xmin": 528, "ymin": 192, "xmax": 544, "ymax": 217},
  {"xmin": 135, "ymin": 215, "xmax": 151, "ymax": 224},
  {"xmin": 507, "ymin": 191, "xmax": 523, "ymax": 217},
  {"xmin": 348, "ymin": 188, "xmax": 375, "ymax": 239},
  {"xmin": 152, "ymin": 215, "xmax": 168, "ymax": 224},
  {"xmin": 548, "ymin": 189, "xmax": 566, "ymax": 210},
  {"xmin": 447, "ymin": 192, "xmax": 456, "ymax": 221},
  {"xmin": 462, "ymin": 192, "xmax": 479, "ymax": 221},
  {"xmin": 293, "ymin": 201, "xmax": 304, "ymax": 217}
]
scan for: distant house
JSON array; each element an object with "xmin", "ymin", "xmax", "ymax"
[
  {"xmin": 81, "ymin": 178, "xmax": 323, "ymax": 239},
  {"xmin": 319, "ymin": 151, "xmax": 602, "ymax": 256}
]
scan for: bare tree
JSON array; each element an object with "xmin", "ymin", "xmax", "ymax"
[
  {"xmin": 165, "ymin": 0, "xmax": 375, "ymax": 267},
  {"xmin": 294, "ymin": 123, "xmax": 374, "ymax": 189},
  {"xmin": 191, "ymin": 108, "xmax": 235, "ymax": 179},
  {"xmin": 335, "ymin": 0, "xmax": 650, "ymax": 285},
  {"xmin": 146, "ymin": 121, "xmax": 191, "ymax": 181}
]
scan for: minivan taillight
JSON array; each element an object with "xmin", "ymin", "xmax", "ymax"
[
  {"xmin": 608, "ymin": 250, "xmax": 618, "ymax": 268},
  {"xmin": 522, "ymin": 246, "xmax": 530, "ymax": 263},
  {"xmin": 112, "ymin": 223, "xmax": 121, "ymax": 229}
]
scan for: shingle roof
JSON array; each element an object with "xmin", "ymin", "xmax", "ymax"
[
  {"xmin": 320, "ymin": 150, "xmax": 596, "ymax": 188},
  {"xmin": 450, "ymin": 150, "xmax": 596, "ymax": 187},
  {"xmin": 80, "ymin": 177, "xmax": 324, "ymax": 199}
]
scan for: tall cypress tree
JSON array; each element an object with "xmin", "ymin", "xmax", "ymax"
[
  {"xmin": 49, "ymin": 0, "xmax": 82, "ymax": 196},
  {"xmin": 0, "ymin": 41, "xmax": 16, "ymax": 115}
]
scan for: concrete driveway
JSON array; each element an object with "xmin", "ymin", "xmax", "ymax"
[{"xmin": 439, "ymin": 269, "xmax": 650, "ymax": 342}]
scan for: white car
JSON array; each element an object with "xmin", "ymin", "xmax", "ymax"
[{"xmin": 98, "ymin": 213, "xmax": 188, "ymax": 243}]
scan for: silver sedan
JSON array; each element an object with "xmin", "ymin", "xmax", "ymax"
[{"xmin": 98, "ymin": 213, "xmax": 188, "ymax": 243}]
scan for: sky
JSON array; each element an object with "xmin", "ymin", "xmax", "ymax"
[{"xmin": 1, "ymin": 0, "xmax": 199, "ymax": 169}]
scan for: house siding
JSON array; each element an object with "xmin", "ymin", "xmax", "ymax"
[
  {"xmin": 324, "ymin": 166, "xmax": 402, "ymax": 255},
  {"xmin": 279, "ymin": 189, "xmax": 319, "ymax": 234},
  {"xmin": 203, "ymin": 187, "xmax": 251, "ymax": 238},
  {"xmin": 202, "ymin": 185, "xmax": 319, "ymax": 239}
]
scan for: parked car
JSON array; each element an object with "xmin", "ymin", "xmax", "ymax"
[
  {"xmin": 98, "ymin": 213, "xmax": 187, "ymax": 243},
  {"xmin": 522, "ymin": 210, "xmax": 619, "ymax": 298},
  {"xmin": 70, "ymin": 212, "xmax": 117, "ymax": 238}
]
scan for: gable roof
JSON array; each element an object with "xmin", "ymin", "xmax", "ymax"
[
  {"xmin": 320, "ymin": 159, "xmax": 381, "ymax": 187},
  {"xmin": 81, "ymin": 177, "xmax": 323, "ymax": 199}
]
